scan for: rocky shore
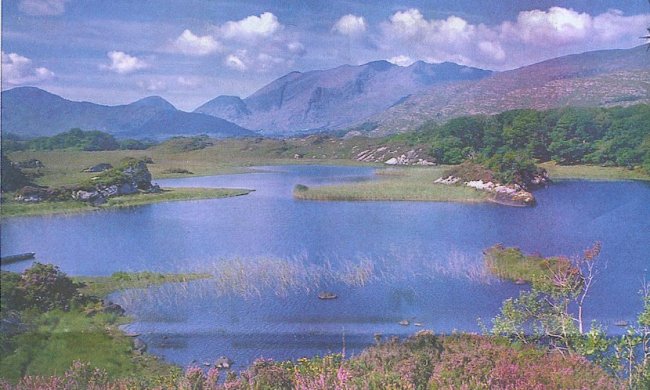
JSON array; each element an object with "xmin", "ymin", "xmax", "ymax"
[
  {"xmin": 14, "ymin": 158, "xmax": 160, "ymax": 206},
  {"xmin": 434, "ymin": 163, "xmax": 550, "ymax": 206}
]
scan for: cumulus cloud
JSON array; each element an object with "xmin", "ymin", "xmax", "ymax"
[
  {"xmin": 173, "ymin": 29, "xmax": 221, "ymax": 56},
  {"xmin": 2, "ymin": 51, "xmax": 55, "ymax": 86},
  {"xmin": 19, "ymin": 0, "xmax": 68, "ymax": 16},
  {"xmin": 101, "ymin": 51, "xmax": 149, "ymax": 74},
  {"xmin": 388, "ymin": 55, "xmax": 414, "ymax": 66},
  {"xmin": 332, "ymin": 14, "xmax": 367, "ymax": 36},
  {"xmin": 500, "ymin": 7, "xmax": 592, "ymax": 45},
  {"xmin": 225, "ymin": 54, "xmax": 248, "ymax": 71},
  {"xmin": 203, "ymin": 11, "xmax": 304, "ymax": 73},
  {"xmin": 377, "ymin": 7, "xmax": 650, "ymax": 70},
  {"xmin": 221, "ymin": 12, "xmax": 281, "ymax": 40}
]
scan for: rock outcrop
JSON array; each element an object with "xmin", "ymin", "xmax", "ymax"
[
  {"xmin": 435, "ymin": 176, "xmax": 539, "ymax": 206},
  {"xmin": 14, "ymin": 158, "xmax": 160, "ymax": 206},
  {"xmin": 354, "ymin": 147, "xmax": 434, "ymax": 166}
]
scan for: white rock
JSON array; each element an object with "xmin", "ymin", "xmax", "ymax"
[{"xmin": 385, "ymin": 157, "xmax": 398, "ymax": 165}]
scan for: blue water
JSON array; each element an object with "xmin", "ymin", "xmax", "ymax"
[{"xmin": 2, "ymin": 165, "xmax": 649, "ymax": 370}]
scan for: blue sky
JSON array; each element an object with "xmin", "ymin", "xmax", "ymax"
[{"xmin": 2, "ymin": 0, "xmax": 649, "ymax": 111}]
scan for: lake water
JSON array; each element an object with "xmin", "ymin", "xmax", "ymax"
[{"xmin": 2, "ymin": 165, "xmax": 649, "ymax": 370}]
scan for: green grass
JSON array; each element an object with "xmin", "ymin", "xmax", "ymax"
[
  {"xmin": 0, "ymin": 310, "xmax": 177, "ymax": 383},
  {"xmin": 1, "ymin": 187, "xmax": 251, "ymax": 218},
  {"xmin": 540, "ymin": 162, "xmax": 650, "ymax": 181},
  {"xmin": 74, "ymin": 271, "xmax": 210, "ymax": 298},
  {"xmin": 293, "ymin": 166, "xmax": 488, "ymax": 202},
  {"xmin": 484, "ymin": 244, "xmax": 573, "ymax": 285}
]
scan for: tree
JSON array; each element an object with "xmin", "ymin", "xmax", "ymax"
[
  {"xmin": 491, "ymin": 242, "xmax": 602, "ymax": 353},
  {"xmin": 17, "ymin": 263, "xmax": 84, "ymax": 311},
  {"xmin": 0, "ymin": 154, "xmax": 32, "ymax": 192}
]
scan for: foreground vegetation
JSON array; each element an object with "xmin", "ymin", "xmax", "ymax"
[
  {"xmin": 1, "ymin": 187, "xmax": 251, "ymax": 218},
  {"xmin": 294, "ymin": 166, "xmax": 488, "ymax": 202},
  {"xmin": 2, "ymin": 332, "xmax": 621, "ymax": 389},
  {"xmin": 0, "ymin": 264, "xmax": 191, "ymax": 384},
  {"xmin": 2, "ymin": 242, "xmax": 649, "ymax": 389}
]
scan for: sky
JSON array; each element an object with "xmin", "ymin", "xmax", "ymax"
[{"xmin": 2, "ymin": 0, "xmax": 650, "ymax": 111}]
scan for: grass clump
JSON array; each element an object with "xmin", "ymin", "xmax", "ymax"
[
  {"xmin": 75, "ymin": 271, "xmax": 210, "ymax": 298},
  {"xmin": 484, "ymin": 244, "xmax": 574, "ymax": 286},
  {"xmin": 294, "ymin": 166, "xmax": 487, "ymax": 202}
]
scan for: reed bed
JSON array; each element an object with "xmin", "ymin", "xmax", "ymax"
[{"xmin": 114, "ymin": 252, "xmax": 494, "ymax": 310}]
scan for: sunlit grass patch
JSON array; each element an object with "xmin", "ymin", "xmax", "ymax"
[{"xmin": 293, "ymin": 166, "xmax": 488, "ymax": 202}]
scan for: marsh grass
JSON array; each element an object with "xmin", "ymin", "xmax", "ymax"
[
  {"xmin": 1, "ymin": 187, "xmax": 251, "ymax": 218},
  {"xmin": 484, "ymin": 245, "xmax": 572, "ymax": 284},
  {"xmin": 115, "ymin": 252, "xmax": 492, "ymax": 308},
  {"xmin": 74, "ymin": 271, "xmax": 211, "ymax": 298},
  {"xmin": 293, "ymin": 166, "xmax": 488, "ymax": 202}
]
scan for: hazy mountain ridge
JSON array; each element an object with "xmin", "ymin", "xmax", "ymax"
[
  {"xmin": 1, "ymin": 87, "xmax": 255, "ymax": 139},
  {"xmin": 365, "ymin": 45, "xmax": 650, "ymax": 136},
  {"xmin": 194, "ymin": 61, "xmax": 492, "ymax": 134}
]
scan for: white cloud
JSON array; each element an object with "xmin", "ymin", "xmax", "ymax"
[
  {"xmin": 101, "ymin": 51, "xmax": 149, "ymax": 74},
  {"xmin": 137, "ymin": 79, "xmax": 166, "ymax": 92},
  {"xmin": 388, "ymin": 55, "xmax": 414, "ymax": 66},
  {"xmin": 478, "ymin": 41, "xmax": 506, "ymax": 61},
  {"xmin": 221, "ymin": 12, "xmax": 281, "ymax": 41},
  {"xmin": 332, "ymin": 14, "xmax": 367, "ymax": 36},
  {"xmin": 206, "ymin": 12, "xmax": 304, "ymax": 74},
  {"xmin": 225, "ymin": 54, "xmax": 248, "ymax": 71},
  {"xmin": 287, "ymin": 41, "xmax": 306, "ymax": 55},
  {"xmin": 19, "ymin": 0, "xmax": 68, "ymax": 16},
  {"xmin": 172, "ymin": 29, "xmax": 221, "ymax": 56},
  {"xmin": 500, "ymin": 7, "xmax": 592, "ymax": 45},
  {"xmin": 177, "ymin": 76, "xmax": 202, "ymax": 88},
  {"xmin": 1, "ymin": 51, "xmax": 55, "ymax": 86},
  {"xmin": 592, "ymin": 9, "xmax": 650, "ymax": 43},
  {"xmin": 376, "ymin": 7, "xmax": 650, "ymax": 70}
]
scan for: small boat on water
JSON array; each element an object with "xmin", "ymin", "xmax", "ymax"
[
  {"xmin": 0, "ymin": 252, "xmax": 35, "ymax": 265},
  {"xmin": 614, "ymin": 320, "xmax": 629, "ymax": 327},
  {"xmin": 318, "ymin": 291, "xmax": 337, "ymax": 300},
  {"xmin": 399, "ymin": 320, "xmax": 410, "ymax": 326}
]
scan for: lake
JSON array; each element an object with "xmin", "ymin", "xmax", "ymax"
[{"xmin": 2, "ymin": 165, "xmax": 649, "ymax": 370}]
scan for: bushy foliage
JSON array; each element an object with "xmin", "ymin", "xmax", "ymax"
[
  {"xmin": 399, "ymin": 104, "xmax": 650, "ymax": 172},
  {"xmin": 3, "ymin": 263, "xmax": 85, "ymax": 312},
  {"xmin": 1, "ymin": 333, "xmax": 619, "ymax": 389},
  {"xmin": 0, "ymin": 155, "xmax": 32, "ymax": 192},
  {"xmin": 2, "ymin": 129, "xmax": 155, "ymax": 152}
]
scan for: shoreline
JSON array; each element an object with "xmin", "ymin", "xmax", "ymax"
[{"xmin": 1, "ymin": 187, "xmax": 252, "ymax": 219}]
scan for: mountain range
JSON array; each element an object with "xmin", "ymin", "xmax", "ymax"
[
  {"xmin": 362, "ymin": 45, "xmax": 650, "ymax": 136},
  {"xmin": 2, "ymin": 45, "xmax": 648, "ymax": 140},
  {"xmin": 0, "ymin": 87, "xmax": 254, "ymax": 139},
  {"xmin": 194, "ymin": 61, "xmax": 492, "ymax": 135}
]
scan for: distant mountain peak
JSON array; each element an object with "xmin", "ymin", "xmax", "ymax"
[
  {"xmin": 130, "ymin": 96, "xmax": 176, "ymax": 111},
  {"xmin": 1, "ymin": 88, "xmax": 254, "ymax": 139},
  {"xmin": 195, "ymin": 59, "xmax": 492, "ymax": 134}
]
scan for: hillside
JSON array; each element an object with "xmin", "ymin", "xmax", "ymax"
[
  {"xmin": 365, "ymin": 45, "xmax": 650, "ymax": 136},
  {"xmin": 0, "ymin": 87, "xmax": 255, "ymax": 139},
  {"xmin": 195, "ymin": 61, "xmax": 492, "ymax": 135}
]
